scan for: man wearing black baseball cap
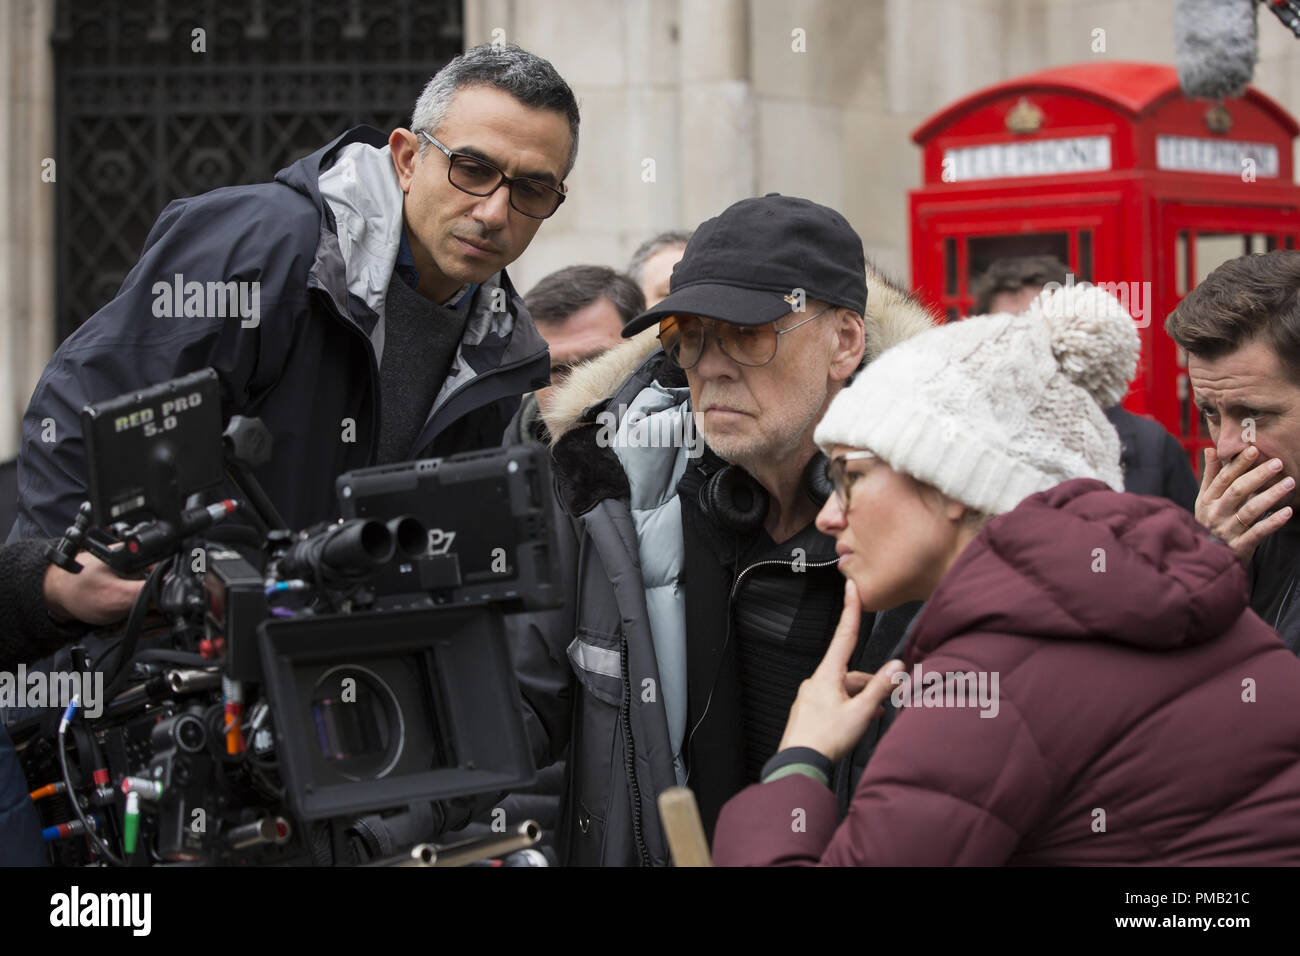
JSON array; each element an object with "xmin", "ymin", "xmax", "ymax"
[{"xmin": 505, "ymin": 194, "xmax": 935, "ymax": 865}]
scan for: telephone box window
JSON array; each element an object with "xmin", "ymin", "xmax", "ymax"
[
  {"xmin": 1078, "ymin": 230, "xmax": 1093, "ymax": 282},
  {"xmin": 967, "ymin": 232, "xmax": 1070, "ymax": 285},
  {"xmin": 1195, "ymin": 234, "xmax": 1250, "ymax": 286},
  {"xmin": 1176, "ymin": 232, "xmax": 1189, "ymax": 297}
]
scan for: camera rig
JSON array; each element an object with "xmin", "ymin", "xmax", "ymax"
[{"xmin": 16, "ymin": 369, "xmax": 557, "ymax": 866}]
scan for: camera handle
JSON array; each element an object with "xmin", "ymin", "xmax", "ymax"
[
  {"xmin": 45, "ymin": 502, "xmax": 93, "ymax": 573},
  {"xmin": 222, "ymin": 415, "xmax": 287, "ymax": 533}
]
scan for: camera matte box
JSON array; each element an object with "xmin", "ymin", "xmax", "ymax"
[
  {"xmin": 82, "ymin": 367, "xmax": 226, "ymax": 526},
  {"xmin": 258, "ymin": 605, "xmax": 536, "ymax": 821},
  {"xmin": 335, "ymin": 444, "xmax": 562, "ymax": 611}
]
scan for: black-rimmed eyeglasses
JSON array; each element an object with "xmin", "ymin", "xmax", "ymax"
[{"xmin": 419, "ymin": 131, "xmax": 566, "ymax": 220}]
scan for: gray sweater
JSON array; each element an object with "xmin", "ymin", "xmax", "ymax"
[{"xmin": 376, "ymin": 271, "xmax": 469, "ymax": 464}]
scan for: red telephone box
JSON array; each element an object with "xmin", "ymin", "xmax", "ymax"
[{"xmin": 909, "ymin": 61, "xmax": 1300, "ymax": 469}]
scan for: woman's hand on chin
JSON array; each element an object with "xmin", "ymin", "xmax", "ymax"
[{"xmin": 777, "ymin": 578, "xmax": 904, "ymax": 763}]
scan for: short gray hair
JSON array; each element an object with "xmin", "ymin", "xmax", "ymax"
[
  {"xmin": 525, "ymin": 265, "xmax": 646, "ymax": 328},
  {"xmin": 411, "ymin": 43, "xmax": 580, "ymax": 177},
  {"xmin": 626, "ymin": 230, "xmax": 693, "ymax": 285}
]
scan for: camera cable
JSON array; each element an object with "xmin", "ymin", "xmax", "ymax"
[{"xmin": 57, "ymin": 697, "xmax": 126, "ymax": 866}]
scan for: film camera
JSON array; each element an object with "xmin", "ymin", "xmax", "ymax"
[{"xmin": 16, "ymin": 369, "xmax": 560, "ymax": 865}]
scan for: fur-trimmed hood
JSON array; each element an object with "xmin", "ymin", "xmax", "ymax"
[{"xmin": 541, "ymin": 263, "xmax": 940, "ymax": 442}]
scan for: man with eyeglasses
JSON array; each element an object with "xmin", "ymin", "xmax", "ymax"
[
  {"xmin": 10, "ymin": 43, "xmax": 575, "ymax": 542},
  {"xmin": 506, "ymin": 194, "xmax": 935, "ymax": 865}
]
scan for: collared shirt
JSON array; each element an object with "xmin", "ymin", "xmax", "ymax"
[{"xmin": 394, "ymin": 229, "xmax": 477, "ymax": 308}]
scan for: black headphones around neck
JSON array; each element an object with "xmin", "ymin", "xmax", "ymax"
[{"xmin": 698, "ymin": 452, "xmax": 831, "ymax": 534}]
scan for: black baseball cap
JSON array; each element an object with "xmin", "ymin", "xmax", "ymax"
[{"xmin": 622, "ymin": 193, "xmax": 867, "ymax": 337}]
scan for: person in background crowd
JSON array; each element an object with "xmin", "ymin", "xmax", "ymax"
[
  {"xmin": 971, "ymin": 254, "xmax": 1067, "ymax": 318},
  {"xmin": 713, "ymin": 284, "xmax": 1300, "ymax": 866},
  {"xmin": 973, "ymin": 255, "xmax": 1198, "ymax": 511},
  {"xmin": 1, "ymin": 542, "xmax": 145, "ymax": 865},
  {"xmin": 11, "ymin": 43, "xmax": 576, "ymax": 543},
  {"xmin": 508, "ymin": 195, "xmax": 935, "ymax": 865},
  {"xmin": 1167, "ymin": 250, "xmax": 1300, "ymax": 655},
  {"xmin": 627, "ymin": 230, "xmax": 692, "ymax": 308},
  {"xmin": 508, "ymin": 265, "xmax": 645, "ymax": 445}
]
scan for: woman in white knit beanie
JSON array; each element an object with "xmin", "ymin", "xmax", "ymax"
[
  {"xmin": 712, "ymin": 283, "xmax": 1300, "ymax": 866},
  {"xmin": 807, "ymin": 282, "xmax": 1138, "ymax": 610}
]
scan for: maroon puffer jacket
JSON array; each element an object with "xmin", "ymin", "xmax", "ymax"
[{"xmin": 713, "ymin": 479, "xmax": 1300, "ymax": 865}]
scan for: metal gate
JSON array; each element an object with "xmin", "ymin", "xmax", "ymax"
[{"xmin": 52, "ymin": 0, "xmax": 463, "ymax": 341}]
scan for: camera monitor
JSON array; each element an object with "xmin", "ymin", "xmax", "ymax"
[
  {"xmin": 82, "ymin": 367, "xmax": 225, "ymax": 526},
  {"xmin": 336, "ymin": 445, "xmax": 562, "ymax": 611},
  {"xmin": 258, "ymin": 605, "xmax": 536, "ymax": 820}
]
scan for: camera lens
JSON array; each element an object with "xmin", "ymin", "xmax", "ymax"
[
  {"xmin": 388, "ymin": 515, "xmax": 427, "ymax": 559},
  {"xmin": 310, "ymin": 666, "xmax": 404, "ymax": 781}
]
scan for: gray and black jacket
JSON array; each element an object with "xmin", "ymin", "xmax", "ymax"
[
  {"xmin": 509, "ymin": 272, "xmax": 939, "ymax": 865},
  {"xmin": 11, "ymin": 126, "xmax": 549, "ymax": 541}
]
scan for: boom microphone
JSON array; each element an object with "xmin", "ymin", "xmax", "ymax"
[
  {"xmin": 1174, "ymin": 0, "xmax": 1258, "ymax": 100},
  {"xmin": 1264, "ymin": 0, "xmax": 1300, "ymax": 39}
]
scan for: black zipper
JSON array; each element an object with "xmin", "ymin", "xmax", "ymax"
[
  {"xmin": 729, "ymin": 555, "xmax": 839, "ymax": 603},
  {"xmin": 620, "ymin": 630, "xmax": 652, "ymax": 866},
  {"xmin": 311, "ymin": 284, "xmax": 381, "ymax": 466}
]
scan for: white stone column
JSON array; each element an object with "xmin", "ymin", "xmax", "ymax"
[
  {"xmin": 677, "ymin": 0, "xmax": 755, "ymax": 227},
  {"xmin": 463, "ymin": 0, "xmax": 516, "ymax": 48},
  {"xmin": 462, "ymin": 0, "xmax": 707, "ymax": 288},
  {"xmin": 0, "ymin": 0, "xmax": 56, "ymax": 460}
]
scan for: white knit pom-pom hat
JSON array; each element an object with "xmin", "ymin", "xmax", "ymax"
[{"xmin": 813, "ymin": 282, "xmax": 1141, "ymax": 516}]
